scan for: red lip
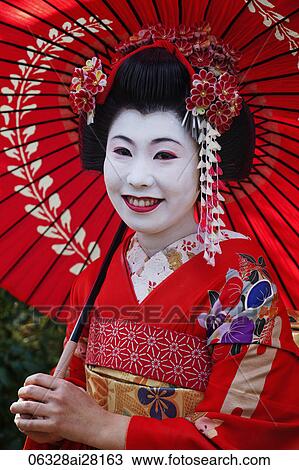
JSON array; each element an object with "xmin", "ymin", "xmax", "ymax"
[{"xmin": 122, "ymin": 196, "xmax": 163, "ymax": 213}]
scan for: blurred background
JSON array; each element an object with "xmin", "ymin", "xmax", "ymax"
[{"xmin": 0, "ymin": 289, "xmax": 65, "ymax": 450}]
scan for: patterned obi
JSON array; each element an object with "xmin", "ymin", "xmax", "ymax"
[{"xmin": 85, "ymin": 320, "xmax": 212, "ymax": 419}]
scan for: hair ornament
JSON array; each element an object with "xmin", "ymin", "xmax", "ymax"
[
  {"xmin": 181, "ymin": 66, "xmax": 242, "ymax": 266},
  {"xmin": 69, "ymin": 57, "xmax": 107, "ymax": 124}
]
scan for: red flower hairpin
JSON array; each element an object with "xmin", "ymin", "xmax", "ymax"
[
  {"xmin": 69, "ymin": 57, "xmax": 107, "ymax": 124},
  {"xmin": 186, "ymin": 69, "xmax": 242, "ymax": 134}
]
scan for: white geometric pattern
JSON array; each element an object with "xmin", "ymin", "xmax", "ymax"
[{"xmin": 86, "ymin": 319, "xmax": 212, "ymax": 391}]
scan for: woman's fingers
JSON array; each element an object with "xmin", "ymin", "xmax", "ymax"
[
  {"xmin": 14, "ymin": 416, "xmax": 53, "ymax": 433},
  {"xmin": 24, "ymin": 373, "xmax": 59, "ymax": 389},
  {"xmin": 18, "ymin": 385, "xmax": 52, "ymax": 403},
  {"xmin": 16, "ymin": 397, "xmax": 35, "ymax": 419},
  {"xmin": 10, "ymin": 399, "xmax": 48, "ymax": 418}
]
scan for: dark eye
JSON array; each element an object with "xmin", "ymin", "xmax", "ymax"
[
  {"xmin": 154, "ymin": 152, "xmax": 177, "ymax": 160},
  {"xmin": 114, "ymin": 147, "xmax": 131, "ymax": 156}
]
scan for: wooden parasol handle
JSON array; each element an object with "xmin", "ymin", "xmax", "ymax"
[{"xmin": 53, "ymin": 340, "xmax": 77, "ymax": 379}]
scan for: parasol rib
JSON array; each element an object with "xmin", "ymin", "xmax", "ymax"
[
  {"xmin": 0, "ymin": 140, "xmax": 78, "ymax": 178},
  {"xmin": 239, "ymin": 47, "xmax": 299, "ymax": 73},
  {"xmin": 2, "ymin": 1, "xmax": 110, "ymax": 60},
  {"xmin": 239, "ymin": 8, "xmax": 299, "ymax": 52},
  {"xmin": 0, "ymin": 153, "xmax": 79, "ymax": 203},
  {"xmin": 229, "ymin": 187, "xmax": 296, "ymax": 309},
  {"xmin": 41, "ymin": 0, "xmax": 116, "ymax": 54},
  {"xmin": 25, "ymin": 188, "xmax": 110, "ymax": 303}
]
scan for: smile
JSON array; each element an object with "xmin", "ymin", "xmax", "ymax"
[{"xmin": 122, "ymin": 195, "xmax": 164, "ymax": 213}]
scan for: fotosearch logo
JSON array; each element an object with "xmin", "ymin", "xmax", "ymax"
[
  {"xmin": 34, "ymin": 304, "xmax": 207, "ymax": 324},
  {"xmin": 32, "ymin": 303, "xmax": 277, "ymax": 325}
]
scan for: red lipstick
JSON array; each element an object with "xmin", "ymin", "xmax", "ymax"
[{"xmin": 122, "ymin": 196, "xmax": 163, "ymax": 213}]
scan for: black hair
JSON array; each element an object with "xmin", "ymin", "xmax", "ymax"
[{"xmin": 79, "ymin": 47, "xmax": 255, "ymax": 184}]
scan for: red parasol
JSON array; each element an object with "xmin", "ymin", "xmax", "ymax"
[{"xmin": 0, "ymin": 0, "xmax": 298, "ymax": 319}]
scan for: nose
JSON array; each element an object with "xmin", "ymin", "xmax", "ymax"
[{"xmin": 126, "ymin": 161, "xmax": 155, "ymax": 188}]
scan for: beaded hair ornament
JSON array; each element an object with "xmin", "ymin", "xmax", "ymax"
[{"xmin": 69, "ymin": 23, "xmax": 243, "ymax": 267}]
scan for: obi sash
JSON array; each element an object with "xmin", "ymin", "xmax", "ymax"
[
  {"xmin": 86, "ymin": 320, "xmax": 211, "ymax": 390},
  {"xmin": 85, "ymin": 365, "xmax": 205, "ymax": 421}
]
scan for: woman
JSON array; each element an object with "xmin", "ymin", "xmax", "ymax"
[{"xmin": 10, "ymin": 27, "xmax": 299, "ymax": 450}]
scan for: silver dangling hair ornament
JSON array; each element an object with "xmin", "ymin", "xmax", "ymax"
[{"xmin": 182, "ymin": 111, "xmax": 226, "ymax": 267}]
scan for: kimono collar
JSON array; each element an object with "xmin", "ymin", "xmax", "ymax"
[
  {"xmin": 125, "ymin": 231, "xmax": 204, "ymax": 304},
  {"xmin": 126, "ymin": 231, "xmax": 203, "ymax": 276}
]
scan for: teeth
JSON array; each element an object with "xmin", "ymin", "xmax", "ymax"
[
  {"xmin": 127, "ymin": 197, "xmax": 159, "ymax": 207},
  {"xmin": 145, "ymin": 200, "xmax": 155, "ymax": 206}
]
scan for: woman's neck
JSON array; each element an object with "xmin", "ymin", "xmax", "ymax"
[{"xmin": 136, "ymin": 210, "xmax": 198, "ymax": 258}]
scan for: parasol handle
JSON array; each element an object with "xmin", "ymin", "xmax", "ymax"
[
  {"xmin": 53, "ymin": 340, "xmax": 77, "ymax": 379},
  {"xmin": 53, "ymin": 220, "xmax": 128, "ymax": 379}
]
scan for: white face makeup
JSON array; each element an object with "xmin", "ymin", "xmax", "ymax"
[{"xmin": 104, "ymin": 109, "xmax": 200, "ymax": 249}]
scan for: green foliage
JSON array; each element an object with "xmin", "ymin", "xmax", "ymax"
[{"xmin": 0, "ymin": 289, "xmax": 65, "ymax": 450}]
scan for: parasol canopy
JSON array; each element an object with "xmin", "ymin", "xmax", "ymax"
[{"xmin": 0, "ymin": 0, "xmax": 298, "ymax": 318}]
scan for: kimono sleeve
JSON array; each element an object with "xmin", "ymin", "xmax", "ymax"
[
  {"xmin": 125, "ymin": 247, "xmax": 299, "ymax": 450},
  {"xmin": 23, "ymin": 277, "xmax": 92, "ymax": 450}
]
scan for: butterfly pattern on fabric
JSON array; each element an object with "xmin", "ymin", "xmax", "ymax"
[{"xmin": 197, "ymin": 252, "xmax": 280, "ymax": 356}]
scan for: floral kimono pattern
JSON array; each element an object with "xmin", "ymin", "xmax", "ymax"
[{"xmin": 198, "ymin": 252, "xmax": 280, "ymax": 354}]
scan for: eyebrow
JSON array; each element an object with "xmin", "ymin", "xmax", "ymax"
[{"xmin": 111, "ymin": 135, "xmax": 183, "ymax": 146}]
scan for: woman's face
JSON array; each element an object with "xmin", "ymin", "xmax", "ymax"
[{"xmin": 104, "ymin": 109, "xmax": 200, "ymax": 234}]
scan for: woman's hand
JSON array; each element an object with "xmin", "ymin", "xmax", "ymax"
[
  {"xmin": 13, "ymin": 396, "xmax": 63, "ymax": 445},
  {"xmin": 10, "ymin": 373, "xmax": 130, "ymax": 449}
]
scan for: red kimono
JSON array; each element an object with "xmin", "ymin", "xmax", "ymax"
[{"xmin": 24, "ymin": 230, "xmax": 299, "ymax": 450}]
